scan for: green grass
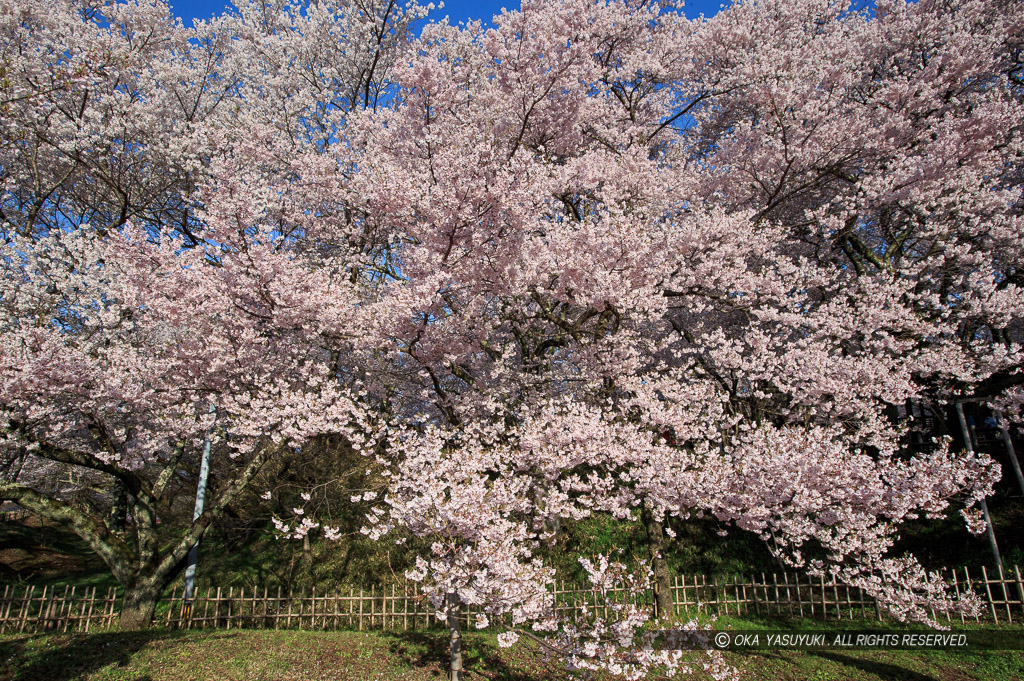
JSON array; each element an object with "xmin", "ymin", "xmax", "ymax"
[{"xmin": 0, "ymin": 623, "xmax": 1021, "ymax": 681}]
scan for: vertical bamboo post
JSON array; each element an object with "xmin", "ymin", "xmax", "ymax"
[
  {"xmin": 982, "ymin": 566, "xmax": 998, "ymax": 622},
  {"xmin": 106, "ymin": 587, "xmax": 117, "ymax": 628},
  {"xmin": 786, "ymin": 569, "xmax": 794, "ymax": 618},
  {"xmin": 998, "ymin": 564, "xmax": 1013, "ymax": 623},
  {"xmin": 17, "ymin": 585, "xmax": 35, "ymax": 634},
  {"xmin": 964, "ymin": 567, "xmax": 981, "ymax": 623},
  {"xmin": 952, "ymin": 570, "xmax": 965, "ymax": 624},
  {"xmin": 63, "ymin": 586, "xmax": 75, "ymax": 633},
  {"xmin": 287, "ymin": 589, "xmax": 294, "ymax": 629},
  {"xmin": 819, "ymin": 574, "xmax": 827, "ymax": 621},
  {"xmin": 0, "ymin": 585, "xmax": 11, "ymax": 634},
  {"xmin": 772, "ymin": 573, "xmax": 781, "ymax": 616},
  {"xmin": 84, "ymin": 587, "xmax": 96, "ymax": 633},
  {"xmin": 1015, "ymin": 566, "xmax": 1024, "ymax": 622}
]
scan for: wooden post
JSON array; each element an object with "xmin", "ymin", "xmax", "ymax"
[
  {"xmin": 215, "ymin": 587, "xmax": 223, "ymax": 629},
  {"xmin": 996, "ymin": 410, "xmax": 1024, "ymax": 496},
  {"xmin": 1014, "ymin": 566, "xmax": 1024, "ymax": 622},
  {"xmin": 786, "ymin": 569, "xmax": 794, "ymax": 618},
  {"xmin": 0, "ymin": 585, "xmax": 11, "ymax": 634},
  {"xmin": 36, "ymin": 585, "xmax": 49, "ymax": 632},
  {"xmin": 17, "ymin": 586, "xmax": 34, "ymax": 634},
  {"xmin": 966, "ymin": 567, "xmax": 982, "ymax": 622},
  {"xmin": 287, "ymin": 589, "xmax": 295, "ymax": 629},
  {"xmin": 982, "ymin": 566, "xmax": 998, "ymax": 622},
  {"xmin": 164, "ymin": 588, "xmax": 175, "ymax": 628},
  {"xmin": 63, "ymin": 586, "xmax": 75, "ymax": 633},
  {"xmin": 274, "ymin": 586, "xmax": 280, "ymax": 630},
  {"xmin": 956, "ymin": 402, "xmax": 1003, "ymax": 569},
  {"xmin": 952, "ymin": 570, "xmax": 965, "ymax": 624},
  {"xmin": 84, "ymin": 587, "xmax": 96, "ymax": 633},
  {"xmin": 997, "ymin": 565, "xmax": 1013, "ymax": 623},
  {"xmin": 820, "ymin": 574, "xmax": 827, "ymax": 621},
  {"xmin": 105, "ymin": 587, "xmax": 117, "ymax": 628},
  {"xmin": 772, "ymin": 573, "xmax": 781, "ymax": 616}
]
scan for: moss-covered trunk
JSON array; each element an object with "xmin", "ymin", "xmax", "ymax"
[
  {"xmin": 643, "ymin": 507, "xmax": 673, "ymax": 621},
  {"xmin": 119, "ymin": 577, "xmax": 166, "ymax": 630}
]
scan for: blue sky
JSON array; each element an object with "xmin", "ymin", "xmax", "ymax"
[{"xmin": 169, "ymin": 1, "xmax": 728, "ymax": 26}]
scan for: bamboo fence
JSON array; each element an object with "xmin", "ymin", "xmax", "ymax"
[{"xmin": 2, "ymin": 565, "xmax": 1022, "ymax": 634}]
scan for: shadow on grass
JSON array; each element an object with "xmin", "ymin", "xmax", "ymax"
[
  {"xmin": 0, "ymin": 630, "xmax": 188, "ymax": 681},
  {"xmin": 380, "ymin": 630, "xmax": 549, "ymax": 681},
  {"xmin": 809, "ymin": 650, "xmax": 940, "ymax": 681}
]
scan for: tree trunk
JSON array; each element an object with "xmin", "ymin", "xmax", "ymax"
[
  {"xmin": 447, "ymin": 592, "xmax": 463, "ymax": 681},
  {"xmin": 119, "ymin": 579, "xmax": 164, "ymax": 630},
  {"xmin": 110, "ymin": 482, "xmax": 128, "ymax": 533},
  {"xmin": 643, "ymin": 506, "xmax": 673, "ymax": 622},
  {"xmin": 2, "ymin": 441, "xmax": 289, "ymax": 630},
  {"xmin": 303, "ymin": 533, "xmax": 313, "ymax": 566}
]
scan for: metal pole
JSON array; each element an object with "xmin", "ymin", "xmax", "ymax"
[
  {"xmin": 955, "ymin": 402, "xmax": 1002, "ymax": 568},
  {"xmin": 183, "ymin": 404, "xmax": 216, "ymax": 610}
]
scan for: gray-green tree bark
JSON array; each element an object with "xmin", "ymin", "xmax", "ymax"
[
  {"xmin": 643, "ymin": 506, "xmax": 673, "ymax": 622},
  {"xmin": 0, "ymin": 441, "xmax": 288, "ymax": 629}
]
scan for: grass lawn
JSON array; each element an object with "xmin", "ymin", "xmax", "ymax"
[{"xmin": 0, "ymin": 626, "xmax": 1022, "ymax": 681}]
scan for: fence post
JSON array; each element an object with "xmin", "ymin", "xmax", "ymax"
[
  {"xmin": 997, "ymin": 564, "xmax": 1012, "ymax": 623},
  {"xmin": 981, "ymin": 566, "xmax": 998, "ymax": 623}
]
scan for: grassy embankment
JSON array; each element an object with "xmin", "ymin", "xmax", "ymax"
[{"xmin": 1, "ymin": 617, "xmax": 1022, "ymax": 681}]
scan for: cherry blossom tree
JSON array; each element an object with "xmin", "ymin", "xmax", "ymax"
[
  {"xmin": 0, "ymin": 0, "xmax": 425, "ymax": 628},
  {"xmin": 345, "ymin": 0, "xmax": 1017, "ymax": 676},
  {"xmin": 3, "ymin": 2, "xmax": 1021, "ymax": 678}
]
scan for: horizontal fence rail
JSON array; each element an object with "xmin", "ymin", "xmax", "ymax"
[{"xmin": 2, "ymin": 566, "xmax": 1022, "ymax": 635}]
